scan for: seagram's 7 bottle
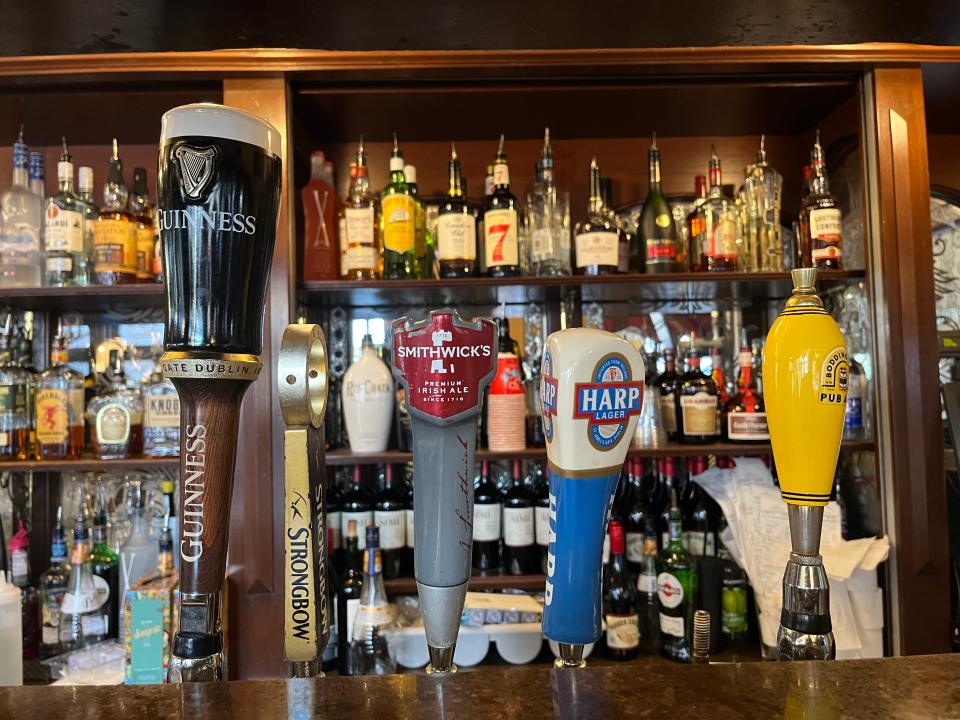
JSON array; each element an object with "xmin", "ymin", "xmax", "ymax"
[{"xmin": 484, "ymin": 135, "xmax": 521, "ymax": 277}]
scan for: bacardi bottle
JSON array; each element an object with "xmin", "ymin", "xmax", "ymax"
[{"xmin": 44, "ymin": 138, "xmax": 85, "ymax": 287}]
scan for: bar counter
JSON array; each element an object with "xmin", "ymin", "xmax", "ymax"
[{"xmin": 1, "ymin": 654, "xmax": 957, "ymax": 719}]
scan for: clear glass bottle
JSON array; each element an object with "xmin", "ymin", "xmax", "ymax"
[
  {"xmin": 93, "ymin": 139, "xmax": 137, "ymax": 285},
  {"xmin": 118, "ymin": 479, "xmax": 157, "ymax": 639},
  {"xmin": 381, "ymin": 133, "xmax": 417, "ymax": 279},
  {"xmin": 437, "ymin": 143, "xmax": 477, "ymax": 278},
  {"xmin": 75, "ymin": 166, "xmax": 98, "ymax": 287},
  {"xmin": 129, "ymin": 167, "xmax": 156, "ymax": 282},
  {"xmin": 142, "ymin": 359, "xmax": 179, "ymax": 458},
  {"xmin": 29, "ymin": 151, "xmax": 44, "ymax": 198},
  {"xmin": 341, "ymin": 137, "xmax": 381, "ymax": 280},
  {"xmin": 638, "ymin": 133, "xmax": 679, "ymax": 273},
  {"xmin": 44, "ymin": 138, "xmax": 86, "ymax": 287},
  {"xmin": 484, "ymin": 135, "xmax": 521, "ymax": 277},
  {"xmin": 0, "ymin": 129, "xmax": 43, "ymax": 288},
  {"xmin": 742, "ymin": 135, "xmax": 783, "ymax": 272},
  {"xmin": 35, "ymin": 327, "xmax": 84, "ymax": 460},
  {"xmin": 38, "ymin": 506, "xmax": 70, "ymax": 659},
  {"xmin": 0, "ymin": 316, "xmax": 29, "ymax": 461},
  {"xmin": 703, "ymin": 146, "xmax": 740, "ymax": 272},
  {"xmin": 348, "ymin": 525, "xmax": 397, "ymax": 675},
  {"xmin": 574, "ymin": 158, "xmax": 623, "ymax": 276},
  {"xmin": 527, "ymin": 128, "xmax": 570, "ymax": 277},
  {"xmin": 59, "ymin": 514, "xmax": 110, "ymax": 652},
  {"xmin": 86, "ymin": 349, "xmax": 144, "ymax": 460},
  {"xmin": 799, "ymin": 130, "xmax": 843, "ymax": 270}
]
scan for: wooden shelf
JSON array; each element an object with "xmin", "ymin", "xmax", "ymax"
[
  {"xmin": 0, "ymin": 284, "xmax": 165, "ymax": 312},
  {"xmin": 384, "ymin": 573, "xmax": 547, "ymax": 596},
  {"xmin": 0, "ymin": 455, "xmax": 179, "ymax": 473},
  {"xmin": 300, "ymin": 270, "xmax": 864, "ymax": 309},
  {"xmin": 327, "ymin": 439, "xmax": 875, "ymax": 466}
]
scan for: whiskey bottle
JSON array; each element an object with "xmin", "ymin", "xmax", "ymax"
[
  {"xmin": 44, "ymin": 138, "xmax": 85, "ymax": 287},
  {"xmin": 341, "ymin": 138, "xmax": 381, "ymax": 280},
  {"xmin": 437, "ymin": 143, "xmax": 477, "ymax": 278},
  {"xmin": 574, "ymin": 158, "xmax": 623, "ymax": 276},
  {"xmin": 799, "ymin": 130, "xmax": 843, "ymax": 270},
  {"xmin": 374, "ymin": 464, "xmax": 407, "ymax": 580},
  {"xmin": 472, "ymin": 460, "xmax": 502, "ymax": 571},
  {"xmin": 686, "ymin": 175, "xmax": 709, "ymax": 272},
  {"xmin": 676, "ymin": 338, "xmax": 719, "ymax": 445},
  {"xmin": 484, "ymin": 135, "xmax": 521, "ymax": 277},
  {"xmin": 142, "ymin": 359, "xmax": 180, "ymax": 457},
  {"xmin": 86, "ymin": 349, "xmax": 144, "ymax": 460},
  {"xmin": 38, "ymin": 506, "xmax": 69, "ymax": 659},
  {"xmin": 726, "ymin": 339, "xmax": 769, "ymax": 443},
  {"xmin": 657, "ymin": 489, "xmax": 698, "ymax": 663},
  {"xmin": 654, "ymin": 348, "xmax": 681, "ymax": 441},
  {"xmin": 603, "ymin": 520, "xmax": 640, "ymax": 660},
  {"xmin": 703, "ymin": 146, "xmax": 739, "ymax": 272},
  {"xmin": 0, "ymin": 316, "xmax": 29, "ymax": 461},
  {"xmin": 93, "ymin": 139, "xmax": 137, "ymax": 284},
  {"xmin": 75, "ymin": 166, "xmax": 98, "ymax": 286},
  {"xmin": 380, "ymin": 133, "xmax": 417, "ymax": 279},
  {"xmin": 35, "ymin": 327, "xmax": 84, "ymax": 460},
  {"xmin": 128, "ymin": 167, "xmax": 156, "ymax": 282},
  {"xmin": 502, "ymin": 460, "xmax": 534, "ymax": 575},
  {"xmin": 302, "ymin": 150, "xmax": 340, "ymax": 281},
  {"xmin": 638, "ymin": 133, "xmax": 679, "ymax": 273}
]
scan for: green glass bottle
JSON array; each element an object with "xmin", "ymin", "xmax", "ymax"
[
  {"xmin": 403, "ymin": 164, "xmax": 435, "ymax": 279},
  {"xmin": 380, "ymin": 133, "xmax": 417, "ymax": 279},
  {"xmin": 656, "ymin": 488, "xmax": 698, "ymax": 662},
  {"xmin": 638, "ymin": 132, "xmax": 679, "ymax": 273},
  {"xmin": 90, "ymin": 499, "xmax": 120, "ymax": 638}
]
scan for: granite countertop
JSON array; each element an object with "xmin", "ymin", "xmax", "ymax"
[{"xmin": 1, "ymin": 654, "xmax": 958, "ymax": 719}]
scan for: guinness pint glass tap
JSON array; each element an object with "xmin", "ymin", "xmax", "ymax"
[
  {"xmin": 539, "ymin": 329, "xmax": 644, "ymax": 668},
  {"xmin": 158, "ymin": 103, "xmax": 282, "ymax": 682},
  {"xmin": 392, "ymin": 309, "xmax": 496, "ymax": 673},
  {"xmin": 763, "ymin": 268, "xmax": 847, "ymax": 661}
]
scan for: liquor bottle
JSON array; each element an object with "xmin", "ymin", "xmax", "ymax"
[
  {"xmin": 158, "ymin": 515, "xmax": 174, "ymax": 577},
  {"xmin": 302, "ymin": 150, "xmax": 340, "ymax": 281},
  {"xmin": 128, "ymin": 167, "xmax": 156, "ymax": 282},
  {"xmin": 477, "ymin": 164, "xmax": 494, "ymax": 276},
  {"xmin": 726, "ymin": 340, "xmax": 769, "ymax": 443},
  {"xmin": 437, "ymin": 143, "xmax": 477, "ymax": 278},
  {"xmin": 719, "ymin": 537, "xmax": 748, "ymax": 644},
  {"xmin": 29, "ymin": 150, "xmax": 44, "ymax": 198},
  {"xmin": 742, "ymin": 135, "xmax": 784, "ymax": 272},
  {"xmin": 0, "ymin": 128, "xmax": 43, "ymax": 288},
  {"xmin": 90, "ymin": 499, "xmax": 119, "ymax": 638},
  {"xmin": 35, "ymin": 327, "xmax": 84, "ymax": 460},
  {"xmin": 799, "ymin": 131, "xmax": 843, "ymax": 270},
  {"xmin": 38, "ymin": 507, "xmax": 70, "ymax": 659},
  {"xmin": 574, "ymin": 158, "xmax": 623, "ymax": 276},
  {"xmin": 342, "ymin": 335, "xmax": 393, "ymax": 453},
  {"xmin": 676, "ymin": 338, "xmax": 719, "ymax": 444},
  {"xmin": 473, "ymin": 460, "xmax": 502, "ymax": 571},
  {"xmin": 348, "ymin": 525, "xmax": 397, "ymax": 675},
  {"xmin": 654, "ymin": 348, "xmax": 681, "ymax": 441},
  {"xmin": 341, "ymin": 137, "xmax": 381, "ymax": 280},
  {"xmin": 637, "ymin": 520, "xmax": 660, "ymax": 652},
  {"xmin": 341, "ymin": 466, "xmax": 374, "ymax": 550},
  {"xmin": 624, "ymin": 459, "xmax": 653, "ymax": 574},
  {"xmin": 703, "ymin": 146, "xmax": 739, "ymax": 272},
  {"xmin": 710, "ymin": 346, "xmax": 729, "ymax": 439},
  {"xmin": 638, "ymin": 133, "xmax": 679, "ymax": 273},
  {"xmin": 380, "ymin": 133, "xmax": 416, "ymax": 279},
  {"xmin": 374, "ymin": 464, "xmax": 407, "ymax": 580},
  {"xmin": 682, "ymin": 456, "xmax": 716, "ymax": 556},
  {"xmin": 403, "ymin": 164, "xmax": 434, "ymax": 279},
  {"xmin": 844, "ymin": 354, "xmax": 865, "ymax": 440},
  {"xmin": 75, "ymin": 166, "xmax": 98, "ymax": 286},
  {"xmin": 534, "ymin": 463, "xmax": 550, "ymax": 574},
  {"xmin": 118, "ymin": 480, "xmax": 157, "ymax": 638},
  {"xmin": 9, "ymin": 519, "xmax": 40, "ymax": 660},
  {"xmin": 484, "ymin": 135, "xmax": 521, "ymax": 277},
  {"xmin": 603, "ymin": 521, "xmax": 640, "ymax": 660},
  {"xmin": 337, "ymin": 520, "xmax": 363, "ymax": 675},
  {"xmin": 502, "ymin": 460, "xmax": 535, "ymax": 575},
  {"xmin": 143, "ymin": 359, "xmax": 180, "ymax": 457},
  {"xmin": 601, "ymin": 177, "xmax": 633, "ymax": 273},
  {"xmin": 59, "ymin": 514, "xmax": 110, "ymax": 651},
  {"xmin": 86, "ymin": 349, "xmax": 144, "ymax": 459},
  {"xmin": 44, "ymin": 138, "xmax": 85, "ymax": 287},
  {"xmin": 527, "ymin": 128, "xmax": 571, "ymax": 277},
  {"xmin": 93, "ymin": 139, "xmax": 137, "ymax": 285},
  {"xmin": 487, "ymin": 319, "xmax": 526, "ymax": 452},
  {"xmin": 0, "ymin": 317, "xmax": 29, "ymax": 461},
  {"xmin": 687, "ymin": 175, "xmax": 709, "ymax": 272},
  {"xmin": 657, "ymin": 489, "xmax": 698, "ymax": 662},
  {"xmin": 13, "ymin": 315, "xmax": 37, "ymax": 457}
]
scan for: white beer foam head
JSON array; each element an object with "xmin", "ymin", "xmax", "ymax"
[{"xmin": 160, "ymin": 103, "xmax": 280, "ymax": 157}]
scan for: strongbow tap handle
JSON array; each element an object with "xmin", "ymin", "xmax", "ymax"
[{"xmin": 540, "ymin": 328, "xmax": 644, "ymax": 667}]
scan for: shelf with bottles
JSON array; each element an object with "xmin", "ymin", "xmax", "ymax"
[{"xmin": 0, "ymin": 455, "xmax": 178, "ymax": 473}]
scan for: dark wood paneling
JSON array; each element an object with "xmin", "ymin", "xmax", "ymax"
[
  {"xmin": 864, "ymin": 68, "xmax": 949, "ymax": 654},
  {"xmin": 927, "ymin": 134, "xmax": 960, "ymax": 191}
]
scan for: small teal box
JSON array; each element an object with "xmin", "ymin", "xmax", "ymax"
[{"xmin": 124, "ymin": 572, "xmax": 177, "ymax": 684}]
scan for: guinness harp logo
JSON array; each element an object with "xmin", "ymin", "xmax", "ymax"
[{"xmin": 173, "ymin": 144, "xmax": 218, "ymax": 202}]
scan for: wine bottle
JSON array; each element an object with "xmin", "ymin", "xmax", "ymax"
[
  {"xmin": 603, "ymin": 520, "xmax": 640, "ymax": 660},
  {"xmin": 472, "ymin": 460, "xmax": 502, "ymax": 571},
  {"xmin": 341, "ymin": 466, "xmax": 374, "ymax": 550},
  {"xmin": 502, "ymin": 459, "xmax": 534, "ymax": 575},
  {"xmin": 374, "ymin": 464, "xmax": 408, "ymax": 580},
  {"xmin": 638, "ymin": 133, "xmax": 678, "ymax": 273},
  {"xmin": 337, "ymin": 520, "xmax": 364, "ymax": 675}
]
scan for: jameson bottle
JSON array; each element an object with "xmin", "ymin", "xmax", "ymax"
[
  {"xmin": 638, "ymin": 133, "xmax": 679, "ymax": 273},
  {"xmin": 799, "ymin": 130, "xmax": 843, "ymax": 270},
  {"xmin": 380, "ymin": 133, "xmax": 417, "ymax": 279},
  {"xmin": 657, "ymin": 489, "xmax": 698, "ymax": 662},
  {"xmin": 574, "ymin": 158, "xmax": 623, "ymax": 276},
  {"xmin": 403, "ymin": 165, "xmax": 433, "ymax": 278},
  {"xmin": 484, "ymin": 134, "xmax": 520, "ymax": 277},
  {"xmin": 437, "ymin": 143, "xmax": 477, "ymax": 278}
]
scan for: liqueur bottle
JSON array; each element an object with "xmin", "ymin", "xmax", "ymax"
[
  {"xmin": 799, "ymin": 131, "xmax": 843, "ymax": 270},
  {"xmin": 341, "ymin": 466, "xmax": 374, "ymax": 550},
  {"xmin": 348, "ymin": 525, "xmax": 397, "ymax": 675},
  {"xmin": 502, "ymin": 460, "xmax": 534, "ymax": 575},
  {"xmin": 38, "ymin": 507, "xmax": 70, "ymax": 659},
  {"xmin": 44, "ymin": 138, "xmax": 85, "ymax": 287},
  {"xmin": 437, "ymin": 143, "xmax": 477, "ymax": 278},
  {"xmin": 93, "ymin": 139, "xmax": 137, "ymax": 284},
  {"xmin": 484, "ymin": 135, "xmax": 521, "ymax": 277},
  {"xmin": 676, "ymin": 338, "xmax": 719, "ymax": 444},
  {"xmin": 0, "ymin": 128, "xmax": 43, "ymax": 288},
  {"xmin": 638, "ymin": 133, "xmax": 679, "ymax": 273},
  {"xmin": 686, "ymin": 175, "xmax": 709, "ymax": 272},
  {"xmin": 0, "ymin": 317, "xmax": 29, "ymax": 461},
  {"xmin": 703, "ymin": 146, "xmax": 739, "ymax": 272},
  {"xmin": 380, "ymin": 133, "xmax": 417, "ymax": 279},
  {"xmin": 374, "ymin": 464, "xmax": 408, "ymax": 580},
  {"xmin": 129, "ymin": 167, "xmax": 156, "ymax": 282},
  {"xmin": 86, "ymin": 349, "xmax": 144, "ymax": 459},
  {"xmin": 657, "ymin": 489, "xmax": 698, "ymax": 663},
  {"xmin": 75, "ymin": 166, "xmax": 98, "ymax": 286},
  {"xmin": 301, "ymin": 150, "xmax": 340, "ymax": 281},
  {"xmin": 487, "ymin": 319, "xmax": 526, "ymax": 452},
  {"xmin": 35, "ymin": 327, "xmax": 84, "ymax": 460},
  {"xmin": 472, "ymin": 460, "xmax": 502, "ymax": 571},
  {"xmin": 654, "ymin": 348, "xmax": 680, "ymax": 441},
  {"xmin": 603, "ymin": 521, "xmax": 640, "ymax": 660},
  {"xmin": 342, "ymin": 335, "xmax": 393, "ymax": 453},
  {"xmin": 341, "ymin": 137, "xmax": 381, "ymax": 279},
  {"xmin": 726, "ymin": 339, "xmax": 769, "ymax": 443},
  {"xmin": 337, "ymin": 520, "xmax": 364, "ymax": 675},
  {"xmin": 573, "ymin": 158, "xmax": 623, "ymax": 276}
]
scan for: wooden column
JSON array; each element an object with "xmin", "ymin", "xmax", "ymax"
[
  {"xmin": 862, "ymin": 68, "xmax": 949, "ymax": 654},
  {"xmin": 222, "ymin": 77, "xmax": 295, "ymax": 678}
]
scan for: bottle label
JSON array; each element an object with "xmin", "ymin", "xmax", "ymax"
[
  {"xmin": 503, "ymin": 507, "xmax": 534, "ymax": 547},
  {"xmin": 437, "ymin": 213, "xmax": 477, "ymax": 261},
  {"xmin": 709, "ymin": 216, "xmax": 738, "ymax": 260},
  {"xmin": 82, "ymin": 613, "xmax": 108, "ymax": 638},
  {"xmin": 136, "ymin": 225, "xmax": 155, "ymax": 277},
  {"xmin": 809, "ymin": 208, "xmax": 842, "ymax": 261},
  {"xmin": 42, "ymin": 589, "xmax": 66, "ymax": 645},
  {"xmin": 357, "ymin": 602, "xmax": 395, "ymax": 628},
  {"xmin": 96, "ymin": 403, "xmax": 131, "ymax": 445},
  {"xmin": 381, "ymin": 194, "xmax": 415, "ymax": 253},
  {"xmin": 657, "ymin": 572, "xmax": 684, "ymax": 609},
  {"xmin": 646, "ymin": 235, "xmax": 677, "ymax": 262},
  {"xmin": 681, "ymin": 392, "xmax": 718, "ymax": 435},
  {"xmin": 605, "ymin": 613, "xmax": 640, "ymax": 649},
  {"xmin": 637, "ymin": 572, "xmax": 657, "ymax": 594},
  {"xmin": 473, "ymin": 503, "xmax": 501, "ymax": 542},
  {"xmin": 844, "ymin": 397, "xmax": 862, "ymax": 430},
  {"xmin": 483, "ymin": 208, "xmax": 519, "ymax": 268},
  {"xmin": 11, "ymin": 549, "xmax": 27, "ymax": 584},
  {"xmin": 0, "ymin": 382, "xmax": 28, "ymax": 418},
  {"xmin": 342, "ymin": 511, "xmax": 374, "ymax": 549},
  {"xmin": 659, "ymin": 391, "xmax": 677, "ymax": 433},
  {"xmin": 93, "ymin": 218, "xmax": 137, "ymax": 274},
  {"xmin": 531, "ymin": 228, "xmax": 553, "ymax": 263},
  {"xmin": 36, "ymin": 388, "xmax": 69, "ymax": 443},
  {"xmin": 146, "ymin": 393, "xmax": 180, "ymax": 429},
  {"xmin": 727, "ymin": 412, "xmax": 769, "ymax": 440},
  {"xmin": 405, "ymin": 508, "xmax": 415, "ymax": 549},
  {"xmin": 343, "ymin": 207, "xmax": 376, "ymax": 272},
  {"xmin": 45, "ymin": 205, "xmax": 84, "ymax": 253},
  {"xmin": 625, "ymin": 532, "xmax": 644, "ymax": 563},
  {"xmin": 0, "ymin": 223, "xmax": 40, "ymax": 260},
  {"xmin": 374, "ymin": 509, "xmax": 406, "ymax": 550},
  {"xmin": 575, "ymin": 231, "xmax": 619, "ymax": 268},
  {"xmin": 722, "ymin": 585, "xmax": 749, "ymax": 635},
  {"xmin": 61, "ymin": 573, "xmax": 110, "ymax": 614},
  {"xmin": 535, "ymin": 505, "xmax": 550, "ymax": 546},
  {"xmin": 46, "ymin": 256, "xmax": 73, "ymax": 273},
  {"xmin": 683, "ymin": 530, "xmax": 715, "ymax": 556},
  {"xmin": 659, "ymin": 612, "xmax": 685, "ymax": 638},
  {"xmin": 492, "ymin": 162, "xmax": 510, "ymax": 187}
]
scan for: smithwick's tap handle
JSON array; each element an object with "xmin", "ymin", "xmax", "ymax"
[
  {"xmin": 763, "ymin": 268, "xmax": 847, "ymax": 661},
  {"xmin": 278, "ymin": 323, "xmax": 329, "ymax": 678},
  {"xmin": 539, "ymin": 328, "xmax": 644, "ymax": 668},
  {"xmin": 391, "ymin": 308, "xmax": 497, "ymax": 674}
]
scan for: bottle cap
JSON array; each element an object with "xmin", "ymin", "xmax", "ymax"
[
  {"xmin": 57, "ymin": 160, "xmax": 73, "ymax": 183},
  {"xmin": 78, "ymin": 166, "xmax": 94, "ymax": 192},
  {"xmin": 403, "ymin": 165, "xmax": 417, "ymax": 184},
  {"xmin": 389, "ymin": 156, "xmax": 404, "ymax": 172},
  {"xmin": 609, "ymin": 521, "xmax": 625, "ymax": 555},
  {"xmin": 347, "ymin": 519, "xmax": 357, "ymax": 537},
  {"xmin": 161, "ymin": 479, "xmax": 175, "ymax": 495},
  {"xmin": 311, "ymin": 151, "xmax": 326, "ymax": 161}
]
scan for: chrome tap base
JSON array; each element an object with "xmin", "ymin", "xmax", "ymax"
[
  {"xmin": 168, "ymin": 592, "xmax": 225, "ymax": 683},
  {"xmin": 426, "ymin": 645, "xmax": 457, "ymax": 674},
  {"xmin": 777, "ymin": 625, "xmax": 836, "ymax": 661},
  {"xmin": 168, "ymin": 645, "xmax": 224, "ymax": 682},
  {"xmin": 290, "ymin": 660, "xmax": 324, "ymax": 678},
  {"xmin": 778, "ymin": 540, "xmax": 836, "ymax": 661},
  {"xmin": 555, "ymin": 643, "xmax": 587, "ymax": 668}
]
